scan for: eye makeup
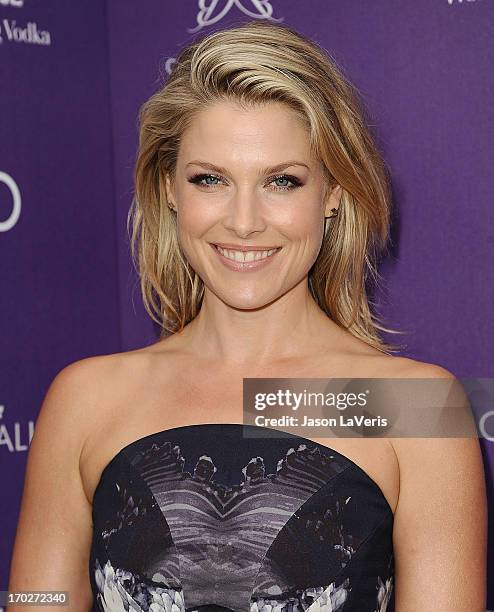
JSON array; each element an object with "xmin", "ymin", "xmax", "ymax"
[{"xmin": 187, "ymin": 173, "xmax": 303, "ymax": 192}]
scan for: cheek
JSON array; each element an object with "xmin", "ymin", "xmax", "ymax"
[
  {"xmin": 177, "ymin": 197, "xmax": 218, "ymax": 236},
  {"xmin": 275, "ymin": 202, "xmax": 322, "ymax": 239}
]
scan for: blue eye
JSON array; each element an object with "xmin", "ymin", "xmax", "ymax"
[
  {"xmin": 192, "ymin": 174, "xmax": 221, "ymax": 187},
  {"xmin": 188, "ymin": 173, "xmax": 302, "ymax": 191},
  {"xmin": 271, "ymin": 175, "xmax": 301, "ymax": 190}
]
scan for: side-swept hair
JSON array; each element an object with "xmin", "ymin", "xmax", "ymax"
[{"xmin": 128, "ymin": 20, "xmax": 403, "ymax": 353}]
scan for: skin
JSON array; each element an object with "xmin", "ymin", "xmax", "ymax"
[
  {"xmin": 164, "ymin": 99, "xmax": 345, "ymax": 368},
  {"xmin": 7, "ymin": 100, "xmax": 487, "ymax": 611}
]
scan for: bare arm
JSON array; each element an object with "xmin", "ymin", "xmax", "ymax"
[
  {"xmin": 392, "ymin": 365, "xmax": 487, "ymax": 610},
  {"xmin": 7, "ymin": 359, "xmax": 99, "ymax": 611}
]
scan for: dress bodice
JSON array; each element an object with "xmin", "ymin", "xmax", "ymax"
[{"xmin": 89, "ymin": 423, "xmax": 394, "ymax": 611}]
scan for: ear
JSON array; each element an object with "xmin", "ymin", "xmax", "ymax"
[
  {"xmin": 324, "ymin": 183, "xmax": 342, "ymax": 217},
  {"xmin": 164, "ymin": 172, "xmax": 176, "ymax": 208}
]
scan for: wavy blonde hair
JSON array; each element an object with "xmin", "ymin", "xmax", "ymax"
[{"xmin": 128, "ymin": 20, "xmax": 404, "ymax": 353}]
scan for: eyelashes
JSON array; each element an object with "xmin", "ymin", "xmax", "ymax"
[{"xmin": 187, "ymin": 173, "xmax": 303, "ymax": 192}]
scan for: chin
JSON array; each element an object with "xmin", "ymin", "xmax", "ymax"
[{"xmin": 219, "ymin": 292, "xmax": 275, "ymax": 311}]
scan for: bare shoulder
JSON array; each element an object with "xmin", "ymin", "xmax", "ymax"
[
  {"xmin": 383, "ymin": 356, "xmax": 481, "ymax": 482},
  {"xmin": 386, "ymin": 355, "xmax": 456, "ymax": 379},
  {"xmin": 385, "ymin": 358, "xmax": 487, "ymax": 607},
  {"xmin": 39, "ymin": 349, "xmax": 161, "ymax": 467},
  {"xmin": 61, "ymin": 344, "xmax": 172, "ymax": 393},
  {"xmin": 34, "ymin": 355, "xmax": 118, "ymax": 451},
  {"xmin": 44, "ymin": 352, "xmax": 137, "ymax": 420},
  {"xmin": 8, "ymin": 351, "xmax": 151, "ymax": 605},
  {"xmin": 340, "ymin": 333, "xmax": 458, "ymax": 380}
]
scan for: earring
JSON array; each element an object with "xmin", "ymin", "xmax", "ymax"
[
  {"xmin": 168, "ymin": 202, "xmax": 176, "ymax": 212},
  {"xmin": 328, "ymin": 207, "xmax": 338, "ymax": 218}
]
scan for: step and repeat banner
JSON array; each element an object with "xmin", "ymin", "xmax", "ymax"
[{"xmin": 1, "ymin": 0, "xmax": 493, "ymax": 608}]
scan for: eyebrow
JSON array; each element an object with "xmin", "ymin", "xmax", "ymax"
[{"xmin": 185, "ymin": 160, "xmax": 310, "ymax": 175}]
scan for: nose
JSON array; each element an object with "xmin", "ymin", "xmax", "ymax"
[{"xmin": 222, "ymin": 187, "xmax": 266, "ymax": 238}]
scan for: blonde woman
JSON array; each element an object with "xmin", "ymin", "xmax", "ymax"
[{"xmin": 9, "ymin": 20, "xmax": 486, "ymax": 612}]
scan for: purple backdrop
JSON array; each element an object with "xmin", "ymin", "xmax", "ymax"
[{"xmin": 1, "ymin": 0, "xmax": 493, "ymax": 608}]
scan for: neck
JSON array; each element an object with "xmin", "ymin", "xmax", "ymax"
[{"xmin": 175, "ymin": 278, "xmax": 343, "ymax": 370}]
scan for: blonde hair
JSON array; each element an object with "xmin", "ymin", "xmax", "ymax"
[{"xmin": 128, "ymin": 20, "xmax": 404, "ymax": 353}]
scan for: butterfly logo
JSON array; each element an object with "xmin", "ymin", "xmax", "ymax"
[{"xmin": 188, "ymin": 0, "xmax": 283, "ymax": 33}]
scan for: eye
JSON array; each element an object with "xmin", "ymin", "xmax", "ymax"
[
  {"xmin": 187, "ymin": 173, "xmax": 303, "ymax": 191},
  {"xmin": 188, "ymin": 173, "xmax": 222, "ymax": 188},
  {"xmin": 269, "ymin": 174, "xmax": 302, "ymax": 191}
]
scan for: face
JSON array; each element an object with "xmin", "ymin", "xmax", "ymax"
[{"xmin": 165, "ymin": 100, "xmax": 341, "ymax": 309}]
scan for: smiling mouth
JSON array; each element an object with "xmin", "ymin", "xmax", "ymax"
[{"xmin": 212, "ymin": 244, "xmax": 282, "ymax": 263}]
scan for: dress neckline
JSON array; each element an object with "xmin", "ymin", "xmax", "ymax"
[{"xmin": 92, "ymin": 422, "xmax": 394, "ymax": 518}]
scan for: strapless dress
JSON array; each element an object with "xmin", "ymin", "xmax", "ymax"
[{"xmin": 89, "ymin": 423, "xmax": 394, "ymax": 611}]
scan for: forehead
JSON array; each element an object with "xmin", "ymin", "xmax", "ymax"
[{"xmin": 178, "ymin": 100, "xmax": 315, "ymax": 164}]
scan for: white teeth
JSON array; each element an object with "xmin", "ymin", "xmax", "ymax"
[{"xmin": 215, "ymin": 245, "xmax": 279, "ymax": 263}]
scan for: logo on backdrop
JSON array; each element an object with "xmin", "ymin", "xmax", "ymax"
[
  {"xmin": 0, "ymin": 404, "xmax": 34, "ymax": 455},
  {"xmin": 188, "ymin": 0, "xmax": 283, "ymax": 33},
  {"xmin": 0, "ymin": 0, "xmax": 24, "ymax": 7},
  {"xmin": 0, "ymin": 171, "xmax": 21, "ymax": 232},
  {"xmin": 0, "ymin": 18, "xmax": 51, "ymax": 45}
]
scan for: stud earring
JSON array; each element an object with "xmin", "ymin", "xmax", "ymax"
[{"xmin": 324, "ymin": 208, "xmax": 338, "ymax": 235}]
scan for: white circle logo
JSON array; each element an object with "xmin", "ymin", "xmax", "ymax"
[
  {"xmin": 479, "ymin": 410, "xmax": 494, "ymax": 443},
  {"xmin": 0, "ymin": 171, "xmax": 22, "ymax": 231}
]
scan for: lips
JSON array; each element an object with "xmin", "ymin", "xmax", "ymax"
[
  {"xmin": 214, "ymin": 244, "xmax": 280, "ymax": 263},
  {"xmin": 210, "ymin": 242, "xmax": 282, "ymax": 271},
  {"xmin": 212, "ymin": 242, "xmax": 282, "ymax": 252}
]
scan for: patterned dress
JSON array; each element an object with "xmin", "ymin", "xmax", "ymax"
[{"xmin": 90, "ymin": 424, "xmax": 394, "ymax": 611}]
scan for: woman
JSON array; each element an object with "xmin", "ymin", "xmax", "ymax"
[{"xmin": 8, "ymin": 20, "xmax": 487, "ymax": 612}]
